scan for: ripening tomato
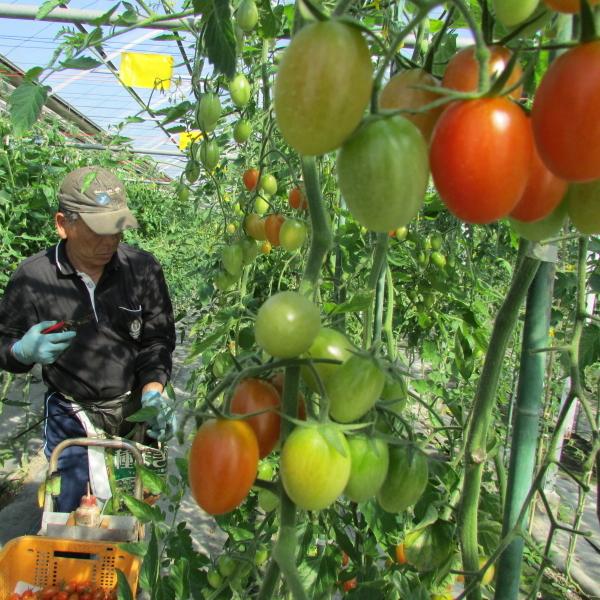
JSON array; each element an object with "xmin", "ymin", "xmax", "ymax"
[
  {"xmin": 442, "ymin": 45, "xmax": 523, "ymax": 100},
  {"xmin": 288, "ymin": 186, "xmax": 308, "ymax": 210},
  {"xmin": 188, "ymin": 419, "xmax": 259, "ymax": 515},
  {"xmin": 243, "ymin": 168, "xmax": 259, "ymax": 191},
  {"xmin": 531, "ymin": 40, "xmax": 600, "ymax": 182},
  {"xmin": 244, "ymin": 213, "xmax": 267, "ymax": 240},
  {"xmin": 260, "ymin": 240, "xmax": 272, "ymax": 254},
  {"xmin": 567, "ymin": 180, "xmax": 600, "ymax": 234},
  {"xmin": 274, "ymin": 20, "xmax": 373, "ymax": 155},
  {"xmin": 492, "ymin": 0, "xmax": 539, "ymax": 27},
  {"xmin": 342, "ymin": 578, "xmax": 357, "ymax": 592},
  {"xmin": 344, "ymin": 436, "xmax": 389, "ymax": 502},
  {"xmin": 377, "ymin": 444, "xmax": 429, "ymax": 513},
  {"xmin": 379, "ymin": 69, "xmax": 444, "ymax": 141},
  {"xmin": 430, "ymin": 97, "xmax": 533, "ymax": 224},
  {"xmin": 259, "ymin": 173, "xmax": 278, "ymax": 196},
  {"xmin": 280, "ymin": 423, "xmax": 351, "ymax": 510},
  {"xmin": 255, "ymin": 291, "xmax": 321, "ymax": 358},
  {"xmin": 264, "ymin": 214, "xmax": 285, "ymax": 247},
  {"xmin": 395, "ymin": 542, "xmax": 408, "ymax": 565},
  {"xmin": 230, "ymin": 378, "xmax": 281, "ymax": 458},
  {"xmin": 279, "ymin": 219, "xmax": 307, "ymax": 252},
  {"xmin": 337, "ymin": 115, "xmax": 429, "ymax": 232},
  {"xmin": 544, "ymin": 0, "xmax": 600, "ymax": 11},
  {"xmin": 510, "ymin": 121, "xmax": 567, "ymax": 222},
  {"xmin": 509, "ymin": 200, "xmax": 568, "ymax": 241}
]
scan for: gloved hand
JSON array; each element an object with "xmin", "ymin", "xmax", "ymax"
[
  {"xmin": 141, "ymin": 390, "xmax": 177, "ymax": 442},
  {"xmin": 12, "ymin": 321, "xmax": 76, "ymax": 365}
]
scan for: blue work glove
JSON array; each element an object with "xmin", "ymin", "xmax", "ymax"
[
  {"xmin": 141, "ymin": 390, "xmax": 177, "ymax": 442},
  {"xmin": 12, "ymin": 321, "xmax": 76, "ymax": 365}
]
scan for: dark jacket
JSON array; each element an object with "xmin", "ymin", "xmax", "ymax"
[{"xmin": 0, "ymin": 240, "xmax": 175, "ymax": 401}]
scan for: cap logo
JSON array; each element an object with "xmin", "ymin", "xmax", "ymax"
[{"xmin": 95, "ymin": 192, "xmax": 111, "ymax": 206}]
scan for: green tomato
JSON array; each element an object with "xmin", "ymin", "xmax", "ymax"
[
  {"xmin": 404, "ymin": 520, "xmax": 454, "ymax": 572},
  {"xmin": 196, "ymin": 93, "xmax": 221, "ymax": 132},
  {"xmin": 254, "ymin": 291, "xmax": 321, "ymax": 358},
  {"xmin": 567, "ymin": 180, "xmax": 600, "ymax": 235},
  {"xmin": 337, "ymin": 115, "xmax": 429, "ymax": 232},
  {"xmin": 222, "ymin": 244, "xmax": 243, "ymax": 277},
  {"xmin": 430, "ymin": 233, "xmax": 443, "ymax": 250},
  {"xmin": 257, "ymin": 487, "xmax": 279, "ymax": 512},
  {"xmin": 206, "ymin": 569, "xmax": 223, "ymax": 589},
  {"xmin": 431, "ymin": 251, "xmax": 447, "ymax": 269},
  {"xmin": 344, "ymin": 436, "xmax": 389, "ymax": 502},
  {"xmin": 259, "ymin": 173, "xmax": 278, "ymax": 196},
  {"xmin": 214, "ymin": 270, "xmax": 237, "ymax": 292},
  {"xmin": 395, "ymin": 226, "xmax": 408, "ymax": 241},
  {"xmin": 377, "ymin": 444, "xmax": 428, "ymax": 513},
  {"xmin": 492, "ymin": 0, "xmax": 539, "ymax": 27},
  {"xmin": 185, "ymin": 160, "xmax": 200, "ymax": 184},
  {"xmin": 233, "ymin": 119, "xmax": 252, "ymax": 143},
  {"xmin": 198, "ymin": 139, "xmax": 219, "ymax": 171},
  {"xmin": 177, "ymin": 185, "xmax": 190, "ymax": 202},
  {"xmin": 327, "ymin": 353, "xmax": 385, "ymax": 423},
  {"xmin": 254, "ymin": 195, "xmax": 269, "ymax": 215},
  {"xmin": 274, "ymin": 21, "xmax": 372, "ymax": 155},
  {"xmin": 380, "ymin": 374, "xmax": 408, "ymax": 414},
  {"xmin": 230, "ymin": 73, "xmax": 252, "ymax": 108},
  {"xmin": 257, "ymin": 460, "xmax": 274, "ymax": 480},
  {"xmin": 240, "ymin": 237, "xmax": 258, "ymax": 265},
  {"xmin": 254, "ymin": 545, "xmax": 269, "ymax": 567},
  {"xmin": 301, "ymin": 328, "xmax": 355, "ymax": 393},
  {"xmin": 279, "ymin": 219, "xmax": 307, "ymax": 252},
  {"xmin": 217, "ymin": 555, "xmax": 237, "ymax": 578},
  {"xmin": 212, "ymin": 352, "xmax": 234, "ymax": 378},
  {"xmin": 280, "ymin": 423, "xmax": 351, "ymax": 510},
  {"xmin": 509, "ymin": 200, "xmax": 567, "ymax": 241},
  {"xmin": 236, "ymin": 0, "xmax": 258, "ymax": 32}
]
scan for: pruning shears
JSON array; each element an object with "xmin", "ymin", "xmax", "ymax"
[{"xmin": 42, "ymin": 314, "xmax": 94, "ymax": 334}]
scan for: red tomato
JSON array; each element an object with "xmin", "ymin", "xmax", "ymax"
[
  {"xmin": 288, "ymin": 187, "xmax": 308, "ymax": 210},
  {"xmin": 430, "ymin": 98, "xmax": 532, "ymax": 224},
  {"xmin": 188, "ymin": 419, "xmax": 259, "ymax": 515},
  {"xmin": 531, "ymin": 40, "xmax": 600, "ymax": 182},
  {"xmin": 21, "ymin": 591, "xmax": 35, "ymax": 599},
  {"xmin": 343, "ymin": 578, "xmax": 357, "ymax": 592},
  {"xmin": 510, "ymin": 121, "xmax": 567, "ymax": 222},
  {"xmin": 243, "ymin": 168, "xmax": 259, "ymax": 191},
  {"xmin": 442, "ymin": 45, "xmax": 523, "ymax": 100},
  {"xmin": 264, "ymin": 214, "xmax": 285, "ymax": 247},
  {"xmin": 57, "ymin": 592, "xmax": 69, "ymax": 600},
  {"xmin": 41, "ymin": 587, "xmax": 60, "ymax": 600},
  {"xmin": 230, "ymin": 378, "xmax": 281, "ymax": 458},
  {"xmin": 543, "ymin": 0, "xmax": 600, "ymax": 11},
  {"xmin": 80, "ymin": 594, "xmax": 93, "ymax": 600}
]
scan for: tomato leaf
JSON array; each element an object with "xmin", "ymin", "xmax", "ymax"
[
  {"xmin": 139, "ymin": 524, "xmax": 159, "ymax": 590},
  {"xmin": 36, "ymin": 0, "xmax": 63, "ymax": 20},
  {"xmin": 118, "ymin": 541, "xmax": 148, "ymax": 557},
  {"xmin": 203, "ymin": 0, "xmax": 236, "ymax": 79},
  {"xmin": 137, "ymin": 464, "xmax": 168, "ymax": 495},
  {"xmin": 115, "ymin": 568, "xmax": 134, "ymax": 600},
  {"xmin": 60, "ymin": 56, "xmax": 102, "ymax": 70},
  {"xmin": 8, "ymin": 81, "xmax": 49, "ymax": 137},
  {"xmin": 125, "ymin": 406, "xmax": 159, "ymax": 423},
  {"xmin": 324, "ymin": 291, "xmax": 373, "ymax": 315},
  {"xmin": 168, "ymin": 556, "xmax": 190, "ymax": 600},
  {"xmin": 122, "ymin": 494, "xmax": 160, "ymax": 523}
]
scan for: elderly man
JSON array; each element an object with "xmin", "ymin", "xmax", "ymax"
[{"xmin": 0, "ymin": 166, "xmax": 176, "ymax": 512}]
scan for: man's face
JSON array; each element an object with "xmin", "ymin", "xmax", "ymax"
[{"xmin": 56, "ymin": 213, "xmax": 121, "ymax": 268}]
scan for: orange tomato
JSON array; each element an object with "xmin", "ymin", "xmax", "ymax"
[
  {"xmin": 264, "ymin": 214, "xmax": 285, "ymax": 247},
  {"xmin": 243, "ymin": 168, "xmax": 259, "ymax": 191}
]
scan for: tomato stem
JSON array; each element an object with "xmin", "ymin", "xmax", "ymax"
[
  {"xmin": 363, "ymin": 233, "xmax": 388, "ymax": 349},
  {"xmin": 459, "ymin": 240, "xmax": 539, "ymax": 600}
]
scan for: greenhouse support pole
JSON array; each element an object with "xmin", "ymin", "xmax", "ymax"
[{"xmin": 494, "ymin": 253, "xmax": 556, "ymax": 600}]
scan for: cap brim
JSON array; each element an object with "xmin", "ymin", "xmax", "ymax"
[{"xmin": 80, "ymin": 208, "xmax": 139, "ymax": 235}]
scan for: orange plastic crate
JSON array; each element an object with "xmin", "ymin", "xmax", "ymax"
[{"xmin": 0, "ymin": 536, "xmax": 140, "ymax": 597}]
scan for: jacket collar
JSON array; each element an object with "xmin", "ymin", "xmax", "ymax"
[{"xmin": 54, "ymin": 239, "xmax": 122, "ymax": 277}]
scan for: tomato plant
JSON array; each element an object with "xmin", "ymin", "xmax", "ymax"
[
  {"xmin": 442, "ymin": 45, "xmax": 523, "ymax": 99},
  {"xmin": 243, "ymin": 167, "xmax": 259, "ymax": 191},
  {"xmin": 430, "ymin": 97, "xmax": 533, "ymax": 224},
  {"xmin": 230, "ymin": 378, "xmax": 281, "ymax": 458},
  {"xmin": 279, "ymin": 219, "xmax": 307, "ymax": 252},
  {"xmin": 254, "ymin": 291, "xmax": 321, "ymax": 358},
  {"xmin": 377, "ymin": 444, "xmax": 429, "ymax": 512},
  {"xmin": 326, "ymin": 352, "xmax": 385, "ymax": 423},
  {"xmin": 188, "ymin": 419, "xmax": 259, "ymax": 515},
  {"xmin": 280, "ymin": 423, "xmax": 351, "ymax": 510},
  {"xmin": 531, "ymin": 40, "xmax": 600, "ymax": 181},
  {"xmin": 344, "ymin": 435, "xmax": 389, "ymax": 502},
  {"xmin": 379, "ymin": 69, "xmax": 444, "ymax": 141},
  {"xmin": 274, "ymin": 20, "xmax": 373, "ymax": 155},
  {"xmin": 301, "ymin": 327, "xmax": 355, "ymax": 392},
  {"xmin": 337, "ymin": 115, "xmax": 429, "ymax": 232}
]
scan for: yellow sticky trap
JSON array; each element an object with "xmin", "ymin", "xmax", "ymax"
[
  {"xmin": 179, "ymin": 130, "xmax": 203, "ymax": 150},
  {"xmin": 119, "ymin": 52, "xmax": 174, "ymax": 90}
]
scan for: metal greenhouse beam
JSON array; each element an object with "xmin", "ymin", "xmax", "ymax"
[{"xmin": 0, "ymin": 3, "xmax": 195, "ymax": 30}]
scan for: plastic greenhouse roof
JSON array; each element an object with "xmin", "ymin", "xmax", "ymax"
[{"xmin": 0, "ymin": 0, "xmax": 195, "ymax": 180}]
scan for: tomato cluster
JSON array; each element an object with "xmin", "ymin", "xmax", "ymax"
[{"xmin": 8, "ymin": 581, "xmax": 116, "ymax": 600}]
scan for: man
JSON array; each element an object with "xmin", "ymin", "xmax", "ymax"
[{"xmin": 0, "ymin": 166, "xmax": 176, "ymax": 512}]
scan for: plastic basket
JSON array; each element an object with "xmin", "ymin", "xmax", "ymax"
[{"xmin": 0, "ymin": 536, "xmax": 140, "ymax": 597}]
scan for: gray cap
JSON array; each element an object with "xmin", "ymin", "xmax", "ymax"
[{"xmin": 58, "ymin": 167, "xmax": 139, "ymax": 235}]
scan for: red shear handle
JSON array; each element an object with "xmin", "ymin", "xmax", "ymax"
[{"xmin": 42, "ymin": 321, "xmax": 67, "ymax": 334}]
